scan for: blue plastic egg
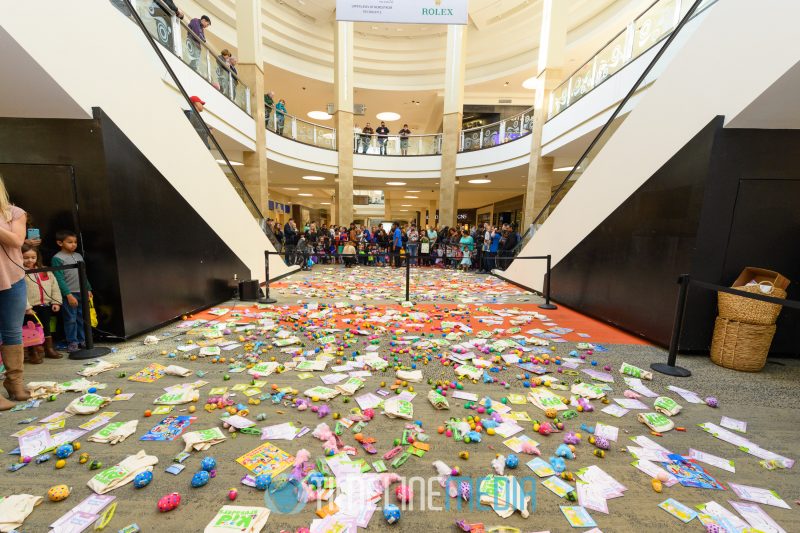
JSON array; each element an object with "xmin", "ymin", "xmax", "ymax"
[
  {"xmin": 55, "ymin": 444, "xmax": 74, "ymax": 459},
  {"xmin": 200, "ymin": 456, "xmax": 217, "ymax": 472},
  {"xmin": 254, "ymin": 474, "xmax": 271, "ymax": 490},
  {"xmin": 191, "ymin": 470, "xmax": 210, "ymax": 488},
  {"xmin": 308, "ymin": 471, "xmax": 325, "ymax": 489},
  {"xmin": 133, "ymin": 470, "xmax": 153, "ymax": 488},
  {"xmin": 383, "ymin": 503, "xmax": 401, "ymax": 524},
  {"xmin": 505, "ymin": 454, "xmax": 520, "ymax": 469}
]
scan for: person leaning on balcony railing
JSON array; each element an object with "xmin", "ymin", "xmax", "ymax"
[
  {"xmin": 398, "ymin": 124, "xmax": 411, "ymax": 155},
  {"xmin": 360, "ymin": 123, "xmax": 374, "ymax": 154},
  {"xmin": 275, "ymin": 99, "xmax": 287, "ymax": 136},
  {"xmin": 158, "ymin": 0, "xmax": 184, "ymax": 19},
  {"xmin": 264, "ymin": 91, "xmax": 275, "ymax": 129},
  {"xmin": 376, "ymin": 122, "xmax": 390, "ymax": 155},
  {"xmin": 187, "ymin": 15, "xmax": 210, "ymax": 71}
]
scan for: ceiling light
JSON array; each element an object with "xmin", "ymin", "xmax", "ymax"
[
  {"xmin": 522, "ymin": 77, "xmax": 537, "ymax": 90},
  {"xmin": 376, "ymin": 112, "xmax": 401, "ymax": 121},
  {"xmin": 320, "ymin": 202, "xmax": 331, "ymax": 205},
  {"xmin": 298, "ymin": 193, "xmax": 313, "ymax": 197},
  {"xmin": 400, "ymin": 209, "xmax": 409, "ymax": 211},
  {"xmin": 283, "ymin": 187, "xmax": 299, "ymax": 191},
  {"xmin": 302, "ymin": 175, "xmax": 325, "ymax": 181},
  {"xmin": 468, "ymin": 179, "xmax": 491, "ymax": 184},
  {"xmin": 307, "ymin": 110, "xmax": 332, "ymax": 120},
  {"xmin": 216, "ymin": 159, "xmax": 243, "ymax": 166},
  {"xmin": 401, "ymin": 204, "xmax": 412, "ymax": 207},
  {"xmin": 406, "ymin": 190, "xmax": 420, "ymax": 193},
  {"xmin": 386, "ymin": 181, "xmax": 406, "ymax": 186},
  {"xmin": 404, "ymin": 195, "xmax": 418, "ymax": 199},
  {"xmin": 554, "ymin": 166, "xmax": 574, "ymax": 172}
]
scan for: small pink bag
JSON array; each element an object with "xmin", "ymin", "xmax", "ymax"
[{"xmin": 22, "ymin": 313, "xmax": 45, "ymax": 348}]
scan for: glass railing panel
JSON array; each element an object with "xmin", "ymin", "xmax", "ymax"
[
  {"xmin": 294, "ymin": 118, "xmax": 316, "ymax": 145},
  {"xmin": 550, "ymin": 83, "xmax": 571, "ymax": 118},
  {"xmin": 180, "ymin": 23, "xmax": 211, "ymax": 83},
  {"xmin": 567, "ymin": 59, "xmax": 596, "ymax": 106},
  {"xmin": 266, "ymin": 110, "xmax": 336, "ymax": 150},
  {"xmin": 632, "ymin": 0, "xmax": 679, "ymax": 58},
  {"xmin": 480, "ymin": 124, "xmax": 501, "ymax": 148},
  {"xmin": 316, "ymin": 126, "xmax": 337, "ymax": 150},
  {"xmin": 460, "ymin": 128, "xmax": 482, "ymax": 152},
  {"xmin": 594, "ymin": 30, "xmax": 629, "ymax": 86},
  {"xmin": 458, "ymin": 107, "xmax": 534, "ymax": 152},
  {"xmin": 353, "ymin": 134, "xmax": 441, "ymax": 155}
]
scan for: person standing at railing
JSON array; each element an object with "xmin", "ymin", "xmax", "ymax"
[
  {"xmin": 0, "ymin": 177, "xmax": 31, "ymax": 410},
  {"xmin": 376, "ymin": 121, "xmax": 390, "ymax": 155},
  {"xmin": 398, "ymin": 124, "xmax": 411, "ymax": 156},
  {"xmin": 187, "ymin": 15, "xmax": 211, "ymax": 72},
  {"xmin": 229, "ymin": 57, "xmax": 239, "ymax": 98},
  {"xmin": 264, "ymin": 91, "xmax": 275, "ymax": 129},
  {"xmin": 275, "ymin": 99, "xmax": 287, "ymax": 136},
  {"xmin": 159, "ymin": 0, "xmax": 184, "ymax": 19},
  {"xmin": 360, "ymin": 123, "xmax": 374, "ymax": 154},
  {"xmin": 216, "ymin": 49, "xmax": 232, "ymax": 95}
]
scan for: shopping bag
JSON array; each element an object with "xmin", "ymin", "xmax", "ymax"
[{"xmin": 22, "ymin": 313, "xmax": 45, "ymax": 348}]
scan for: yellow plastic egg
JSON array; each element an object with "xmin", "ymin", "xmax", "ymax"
[
  {"xmin": 48, "ymin": 484, "xmax": 71, "ymax": 502},
  {"xmin": 55, "ymin": 459, "xmax": 66, "ymax": 469}
]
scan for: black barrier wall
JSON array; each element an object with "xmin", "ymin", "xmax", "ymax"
[
  {"xmin": 550, "ymin": 117, "xmax": 800, "ymax": 356},
  {"xmin": 0, "ymin": 110, "xmax": 249, "ymax": 338}
]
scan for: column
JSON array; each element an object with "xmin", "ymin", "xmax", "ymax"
[
  {"xmin": 438, "ymin": 24, "xmax": 467, "ymax": 229},
  {"xmin": 384, "ymin": 197, "xmax": 393, "ymax": 221},
  {"xmin": 522, "ymin": 0, "xmax": 567, "ymax": 231},
  {"xmin": 426, "ymin": 200, "xmax": 438, "ymax": 228},
  {"xmin": 334, "ymin": 21, "xmax": 355, "ymax": 226},
  {"xmin": 235, "ymin": 0, "xmax": 268, "ymax": 215}
]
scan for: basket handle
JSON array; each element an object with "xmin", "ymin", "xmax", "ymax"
[{"xmin": 757, "ymin": 280, "xmax": 775, "ymax": 294}]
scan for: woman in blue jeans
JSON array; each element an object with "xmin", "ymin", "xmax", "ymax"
[{"xmin": 0, "ymin": 177, "xmax": 31, "ymax": 410}]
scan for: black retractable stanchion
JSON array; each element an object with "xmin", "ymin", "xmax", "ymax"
[
  {"xmin": 258, "ymin": 250, "xmax": 277, "ymax": 304},
  {"xmin": 651, "ymin": 274, "xmax": 692, "ymax": 377},
  {"xmin": 69, "ymin": 261, "xmax": 112, "ymax": 360},
  {"xmin": 405, "ymin": 251, "xmax": 411, "ymax": 302},
  {"xmin": 538, "ymin": 254, "xmax": 558, "ymax": 310}
]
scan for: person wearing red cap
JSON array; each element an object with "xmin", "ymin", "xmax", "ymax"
[{"xmin": 184, "ymin": 96, "xmax": 209, "ymax": 148}]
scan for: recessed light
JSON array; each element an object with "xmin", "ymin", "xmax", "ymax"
[
  {"xmin": 554, "ymin": 166, "xmax": 574, "ymax": 172},
  {"xmin": 386, "ymin": 181, "xmax": 406, "ymax": 186},
  {"xmin": 216, "ymin": 159, "xmax": 243, "ymax": 166},
  {"xmin": 376, "ymin": 112, "xmax": 401, "ymax": 121},
  {"xmin": 406, "ymin": 190, "xmax": 420, "ymax": 193},
  {"xmin": 320, "ymin": 202, "xmax": 331, "ymax": 205},
  {"xmin": 522, "ymin": 77, "xmax": 537, "ymax": 90},
  {"xmin": 298, "ymin": 193, "xmax": 313, "ymax": 197},
  {"xmin": 302, "ymin": 175, "xmax": 325, "ymax": 181},
  {"xmin": 468, "ymin": 179, "xmax": 491, "ymax": 184},
  {"xmin": 400, "ymin": 209, "xmax": 409, "ymax": 211},
  {"xmin": 401, "ymin": 204, "xmax": 412, "ymax": 207},
  {"xmin": 283, "ymin": 187, "xmax": 299, "ymax": 191},
  {"xmin": 307, "ymin": 111, "xmax": 332, "ymax": 120},
  {"xmin": 404, "ymin": 195, "xmax": 418, "ymax": 199}
]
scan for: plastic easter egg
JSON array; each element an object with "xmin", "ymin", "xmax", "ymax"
[
  {"xmin": 191, "ymin": 470, "xmax": 210, "ymax": 488},
  {"xmin": 56, "ymin": 444, "xmax": 74, "ymax": 459},
  {"xmin": 383, "ymin": 503, "xmax": 401, "ymax": 524},
  {"xmin": 394, "ymin": 484, "xmax": 413, "ymax": 503},
  {"xmin": 157, "ymin": 492, "xmax": 181, "ymax": 512},
  {"xmin": 134, "ymin": 470, "xmax": 153, "ymax": 488},
  {"xmin": 459, "ymin": 481, "xmax": 471, "ymax": 501},
  {"xmin": 593, "ymin": 436, "xmax": 610, "ymax": 450},
  {"xmin": 48, "ymin": 484, "xmax": 71, "ymax": 502},
  {"xmin": 505, "ymin": 454, "xmax": 520, "ymax": 469},
  {"xmin": 228, "ymin": 488, "xmax": 238, "ymax": 501},
  {"xmin": 55, "ymin": 459, "xmax": 66, "ymax": 469},
  {"xmin": 254, "ymin": 474, "xmax": 271, "ymax": 491},
  {"xmin": 705, "ymin": 396, "xmax": 718, "ymax": 408},
  {"xmin": 200, "ymin": 456, "xmax": 217, "ymax": 472}
]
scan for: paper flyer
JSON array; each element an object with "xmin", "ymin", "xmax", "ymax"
[
  {"xmin": 235, "ymin": 442, "xmax": 294, "ymax": 477},
  {"xmin": 560, "ymin": 506, "xmax": 597, "ymax": 528},
  {"xmin": 140, "ymin": 416, "xmax": 197, "ymax": 441},
  {"xmin": 659, "ymin": 498, "xmax": 697, "ymax": 523}
]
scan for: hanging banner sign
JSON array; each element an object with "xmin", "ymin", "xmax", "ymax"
[{"xmin": 336, "ymin": 0, "xmax": 468, "ymax": 25}]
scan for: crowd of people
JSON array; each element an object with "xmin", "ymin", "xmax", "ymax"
[
  {"xmin": 0, "ymin": 177, "xmax": 96, "ymax": 411},
  {"xmin": 265, "ymin": 218, "xmax": 524, "ymax": 272},
  {"xmin": 354, "ymin": 122, "xmax": 416, "ymax": 155}
]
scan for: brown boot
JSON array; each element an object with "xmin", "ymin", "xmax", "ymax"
[
  {"xmin": 44, "ymin": 337, "xmax": 62, "ymax": 359},
  {"xmin": 2, "ymin": 344, "xmax": 30, "ymax": 401},
  {"xmin": 31, "ymin": 345, "xmax": 45, "ymax": 364},
  {"xmin": 23, "ymin": 346, "xmax": 32, "ymax": 363}
]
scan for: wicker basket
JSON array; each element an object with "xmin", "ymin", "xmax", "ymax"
[
  {"xmin": 718, "ymin": 282, "xmax": 787, "ymax": 325},
  {"xmin": 710, "ymin": 317, "xmax": 775, "ymax": 372}
]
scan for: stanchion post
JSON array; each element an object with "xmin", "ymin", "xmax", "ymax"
[
  {"xmin": 405, "ymin": 250, "xmax": 411, "ymax": 302},
  {"xmin": 69, "ymin": 261, "xmax": 111, "ymax": 360},
  {"xmin": 259, "ymin": 250, "xmax": 277, "ymax": 304},
  {"xmin": 538, "ymin": 254, "xmax": 558, "ymax": 310},
  {"xmin": 651, "ymin": 274, "xmax": 692, "ymax": 377}
]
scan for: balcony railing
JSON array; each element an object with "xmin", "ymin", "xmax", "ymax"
[
  {"xmin": 353, "ymin": 133, "xmax": 442, "ymax": 156},
  {"xmin": 267, "ymin": 109, "xmax": 337, "ymax": 150},
  {"xmin": 548, "ymin": 0, "xmax": 716, "ymax": 120},
  {"xmin": 111, "ymin": 0, "xmax": 252, "ymax": 115},
  {"xmin": 459, "ymin": 107, "xmax": 535, "ymax": 152}
]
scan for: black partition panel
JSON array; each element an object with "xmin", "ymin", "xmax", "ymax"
[
  {"xmin": 0, "ymin": 110, "xmax": 249, "ymax": 338},
  {"xmin": 551, "ymin": 117, "xmax": 800, "ymax": 357}
]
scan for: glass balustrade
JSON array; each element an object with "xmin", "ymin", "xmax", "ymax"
[
  {"xmin": 547, "ymin": 0, "xmax": 717, "ymax": 120},
  {"xmin": 111, "ymin": 0, "xmax": 251, "ymax": 115},
  {"xmin": 267, "ymin": 110, "xmax": 337, "ymax": 150},
  {"xmin": 353, "ymin": 134, "xmax": 442, "ymax": 156},
  {"xmin": 459, "ymin": 107, "xmax": 535, "ymax": 152}
]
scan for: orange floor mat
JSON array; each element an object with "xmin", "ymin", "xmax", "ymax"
[{"xmin": 188, "ymin": 302, "xmax": 650, "ymax": 346}]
